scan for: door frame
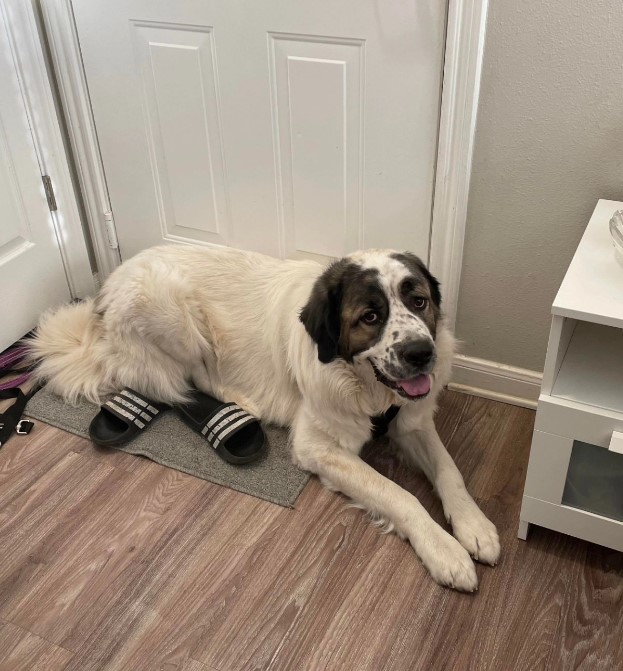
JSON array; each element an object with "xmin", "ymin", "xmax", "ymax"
[
  {"xmin": 41, "ymin": 0, "xmax": 121, "ymax": 281},
  {"xmin": 1, "ymin": 0, "xmax": 95, "ymax": 298},
  {"xmin": 429, "ymin": 0, "xmax": 489, "ymax": 332},
  {"xmin": 41, "ymin": 0, "xmax": 488, "ymax": 329}
]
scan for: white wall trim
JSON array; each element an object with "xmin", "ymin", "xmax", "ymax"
[
  {"xmin": 2, "ymin": 0, "xmax": 95, "ymax": 297},
  {"xmin": 450, "ymin": 354, "xmax": 542, "ymax": 409},
  {"xmin": 40, "ymin": 0, "xmax": 121, "ymax": 281},
  {"xmin": 429, "ymin": 0, "xmax": 489, "ymax": 332}
]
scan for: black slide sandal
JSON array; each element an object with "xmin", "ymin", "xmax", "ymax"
[
  {"xmin": 175, "ymin": 390, "xmax": 265, "ymax": 464},
  {"xmin": 89, "ymin": 388, "xmax": 168, "ymax": 447}
]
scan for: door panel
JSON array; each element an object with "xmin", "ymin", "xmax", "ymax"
[
  {"xmin": 72, "ymin": 0, "xmax": 446, "ymax": 263},
  {"xmin": 0, "ymin": 125, "xmax": 30, "ymax": 253},
  {"xmin": 269, "ymin": 33, "xmax": 363, "ymax": 259},
  {"xmin": 131, "ymin": 21, "xmax": 229, "ymax": 247},
  {"xmin": 0, "ymin": 13, "xmax": 71, "ymax": 351}
]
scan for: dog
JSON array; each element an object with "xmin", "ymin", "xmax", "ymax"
[{"xmin": 31, "ymin": 245, "xmax": 500, "ymax": 590}]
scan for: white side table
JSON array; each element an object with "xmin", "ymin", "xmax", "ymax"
[{"xmin": 518, "ymin": 199, "xmax": 623, "ymax": 550}]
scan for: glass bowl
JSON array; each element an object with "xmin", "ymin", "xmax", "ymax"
[{"xmin": 610, "ymin": 209, "xmax": 623, "ymax": 268}]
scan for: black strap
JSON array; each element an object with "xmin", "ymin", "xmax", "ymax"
[
  {"xmin": 370, "ymin": 404, "xmax": 401, "ymax": 439},
  {"xmin": 201, "ymin": 404, "xmax": 256, "ymax": 449},
  {"xmin": 0, "ymin": 384, "xmax": 41, "ymax": 448}
]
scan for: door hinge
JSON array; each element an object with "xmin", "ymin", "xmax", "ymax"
[
  {"xmin": 103, "ymin": 211, "xmax": 119, "ymax": 249},
  {"xmin": 42, "ymin": 175, "xmax": 57, "ymax": 211}
]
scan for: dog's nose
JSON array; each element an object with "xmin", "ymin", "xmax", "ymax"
[{"xmin": 399, "ymin": 340, "xmax": 434, "ymax": 368}]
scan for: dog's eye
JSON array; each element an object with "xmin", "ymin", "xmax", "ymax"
[
  {"xmin": 413, "ymin": 297, "xmax": 427, "ymax": 310},
  {"xmin": 361, "ymin": 311, "xmax": 379, "ymax": 325}
]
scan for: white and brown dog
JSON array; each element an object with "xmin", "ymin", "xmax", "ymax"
[{"xmin": 32, "ymin": 245, "xmax": 499, "ymax": 590}]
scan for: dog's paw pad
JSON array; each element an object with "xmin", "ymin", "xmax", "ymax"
[
  {"xmin": 416, "ymin": 531, "xmax": 479, "ymax": 592},
  {"xmin": 452, "ymin": 513, "xmax": 500, "ymax": 566}
]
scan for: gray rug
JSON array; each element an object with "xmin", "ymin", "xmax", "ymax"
[{"xmin": 26, "ymin": 386, "xmax": 310, "ymax": 507}]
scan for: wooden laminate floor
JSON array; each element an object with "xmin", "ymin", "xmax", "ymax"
[{"xmin": 0, "ymin": 390, "xmax": 621, "ymax": 671}]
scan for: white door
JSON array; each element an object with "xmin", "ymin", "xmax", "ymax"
[
  {"xmin": 0, "ymin": 10, "xmax": 71, "ymax": 351},
  {"xmin": 72, "ymin": 0, "xmax": 446, "ymax": 263}
]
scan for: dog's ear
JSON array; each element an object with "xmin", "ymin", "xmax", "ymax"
[{"xmin": 299, "ymin": 259, "xmax": 348, "ymax": 363}]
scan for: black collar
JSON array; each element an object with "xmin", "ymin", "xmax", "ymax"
[{"xmin": 370, "ymin": 405, "xmax": 401, "ymax": 439}]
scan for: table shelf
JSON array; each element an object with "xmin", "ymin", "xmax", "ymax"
[{"xmin": 551, "ymin": 321, "xmax": 623, "ymax": 416}]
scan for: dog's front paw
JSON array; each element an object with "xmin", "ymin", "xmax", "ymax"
[
  {"xmin": 413, "ymin": 528, "xmax": 478, "ymax": 592},
  {"xmin": 449, "ymin": 507, "xmax": 500, "ymax": 566}
]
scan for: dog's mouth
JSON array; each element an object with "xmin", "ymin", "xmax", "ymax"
[{"xmin": 370, "ymin": 362, "xmax": 431, "ymax": 400}]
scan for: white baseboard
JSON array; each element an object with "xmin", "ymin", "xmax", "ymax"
[{"xmin": 449, "ymin": 354, "xmax": 542, "ymax": 409}]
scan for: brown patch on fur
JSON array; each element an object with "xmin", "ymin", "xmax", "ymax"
[
  {"xmin": 300, "ymin": 261, "xmax": 387, "ymax": 363},
  {"xmin": 337, "ymin": 272, "xmax": 387, "ymax": 360}
]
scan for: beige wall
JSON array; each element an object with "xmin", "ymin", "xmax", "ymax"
[{"xmin": 455, "ymin": 0, "xmax": 623, "ymax": 372}]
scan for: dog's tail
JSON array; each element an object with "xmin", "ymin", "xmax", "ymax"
[{"xmin": 28, "ymin": 299, "xmax": 115, "ymax": 404}]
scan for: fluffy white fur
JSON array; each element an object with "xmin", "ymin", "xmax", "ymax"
[{"xmin": 31, "ymin": 245, "xmax": 499, "ymax": 590}]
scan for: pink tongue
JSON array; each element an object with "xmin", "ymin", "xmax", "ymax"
[{"xmin": 398, "ymin": 374, "xmax": 431, "ymax": 397}]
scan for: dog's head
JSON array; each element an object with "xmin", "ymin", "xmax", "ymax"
[{"xmin": 300, "ymin": 250, "xmax": 442, "ymax": 401}]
